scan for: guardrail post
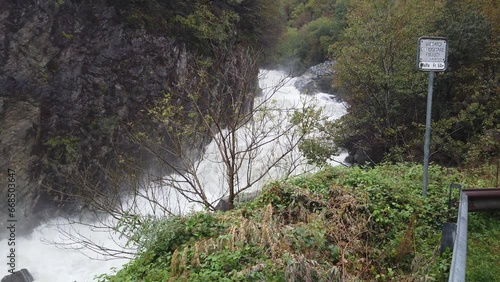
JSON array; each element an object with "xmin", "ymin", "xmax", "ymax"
[{"xmin": 448, "ymin": 192, "xmax": 468, "ymax": 282}]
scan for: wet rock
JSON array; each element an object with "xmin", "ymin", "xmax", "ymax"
[
  {"xmin": 294, "ymin": 61, "xmax": 336, "ymax": 94},
  {"xmin": 215, "ymin": 190, "xmax": 261, "ymax": 211},
  {"xmin": 1, "ymin": 269, "xmax": 34, "ymax": 282}
]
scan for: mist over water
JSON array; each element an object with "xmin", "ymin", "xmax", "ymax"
[
  {"xmin": 1, "ymin": 220, "xmax": 129, "ymax": 281},
  {"xmin": 0, "ymin": 70, "xmax": 347, "ymax": 281}
]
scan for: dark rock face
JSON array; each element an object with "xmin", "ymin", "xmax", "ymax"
[
  {"xmin": 0, "ymin": 0, "xmax": 256, "ymax": 233},
  {"xmin": 1, "ymin": 269, "xmax": 34, "ymax": 282}
]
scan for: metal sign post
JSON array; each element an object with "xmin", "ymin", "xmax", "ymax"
[
  {"xmin": 423, "ymin": 71, "xmax": 434, "ymax": 197},
  {"xmin": 417, "ymin": 37, "xmax": 448, "ymax": 196}
]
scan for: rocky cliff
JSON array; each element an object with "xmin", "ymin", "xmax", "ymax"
[{"xmin": 0, "ymin": 0, "xmax": 262, "ymax": 234}]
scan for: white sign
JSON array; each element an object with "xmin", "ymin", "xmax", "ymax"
[{"xmin": 417, "ymin": 37, "xmax": 448, "ymax": 71}]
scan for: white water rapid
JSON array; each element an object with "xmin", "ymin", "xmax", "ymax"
[{"xmin": 0, "ymin": 69, "xmax": 347, "ymax": 281}]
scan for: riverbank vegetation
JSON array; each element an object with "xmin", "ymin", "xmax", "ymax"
[{"xmin": 96, "ymin": 163, "xmax": 499, "ymax": 281}]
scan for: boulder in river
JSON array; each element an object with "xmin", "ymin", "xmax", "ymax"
[
  {"xmin": 1, "ymin": 269, "xmax": 34, "ymax": 282},
  {"xmin": 294, "ymin": 61, "xmax": 336, "ymax": 95}
]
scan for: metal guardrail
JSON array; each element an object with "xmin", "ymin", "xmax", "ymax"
[
  {"xmin": 448, "ymin": 192, "xmax": 468, "ymax": 282},
  {"xmin": 448, "ymin": 188, "xmax": 500, "ymax": 282},
  {"xmin": 462, "ymin": 188, "xmax": 500, "ymax": 211}
]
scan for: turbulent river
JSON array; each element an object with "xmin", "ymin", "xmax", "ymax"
[{"xmin": 0, "ymin": 69, "xmax": 347, "ymax": 281}]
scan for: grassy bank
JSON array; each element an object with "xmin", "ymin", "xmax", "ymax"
[
  {"xmin": 97, "ymin": 163, "xmax": 498, "ymax": 281},
  {"xmin": 467, "ymin": 211, "xmax": 500, "ymax": 282}
]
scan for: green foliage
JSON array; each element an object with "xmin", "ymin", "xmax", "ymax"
[
  {"xmin": 291, "ymin": 105, "xmax": 342, "ymax": 166},
  {"xmin": 430, "ymin": 0, "xmax": 500, "ymax": 166},
  {"xmin": 217, "ymin": 0, "xmax": 287, "ymax": 64},
  {"xmin": 326, "ymin": 0, "xmax": 499, "ymax": 166},
  {"xmin": 331, "ymin": 0, "xmax": 442, "ymax": 164},
  {"xmin": 90, "ymin": 116, "xmax": 119, "ymax": 136},
  {"xmin": 140, "ymin": 212, "xmax": 225, "ymax": 255},
  {"xmin": 112, "ymin": 0, "xmax": 284, "ymax": 55},
  {"xmin": 286, "ymin": 0, "xmax": 338, "ymax": 28},
  {"xmin": 296, "ymin": 17, "xmax": 340, "ymax": 66},
  {"xmin": 279, "ymin": 163, "xmax": 462, "ymax": 278},
  {"xmin": 45, "ymin": 136, "xmax": 80, "ymax": 164},
  {"xmin": 331, "ymin": 163, "xmax": 458, "ymax": 236},
  {"xmin": 466, "ymin": 211, "xmax": 500, "ymax": 281},
  {"xmin": 270, "ymin": 0, "xmax": 348, "ymax": 70},
  {"xmin": 100, "ymin": 163, "xmax": 497, "ymax": 281},
  {"xmin": 100, "ymin": 212, "xmax": 227, "ymax": 281},
  {"xmin": 54, "ymin": 0, "xmax": 64, "ymax": 8},
  {"xmin": 288, "ymin": 170, "xmax": 333, "ymax": 196},
  {"xmin": 173, "ymin": 5, "xmax": 240, "ymax": 43},
  {"xmin": 61, "ymin": 31, "xmax": 73, "ymax": 39}
]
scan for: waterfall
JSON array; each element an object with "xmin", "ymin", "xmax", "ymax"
[{"xmin": 0, "ymin": 69, "xmax": 347, "ymax": 281}]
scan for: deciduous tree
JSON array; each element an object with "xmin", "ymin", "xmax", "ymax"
[{"xmin": 330, "ymin": 0, "xmax": 445, "ymax": 164}]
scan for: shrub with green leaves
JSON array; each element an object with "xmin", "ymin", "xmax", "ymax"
[{"xmin": 45, "ymin": 135, "xmax": 80, "ymax": 164}]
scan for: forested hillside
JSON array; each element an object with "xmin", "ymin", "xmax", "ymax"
[{"xmin": 274, "ymin": 0, "xmax": 498, "ymax": 170}]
